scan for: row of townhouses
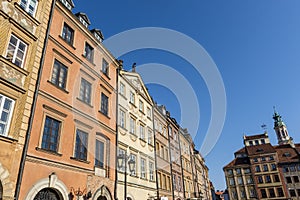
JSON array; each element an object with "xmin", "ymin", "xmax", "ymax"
[
  {"xmin": 224, "ymin": 111, "xmax": 300, "ymax": 200},
  {"xmin": 0, "ymin": 0, "xmax": 212, "ymax": 200}
]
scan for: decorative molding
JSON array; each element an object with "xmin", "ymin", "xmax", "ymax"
[{"xmin": 43, "ymin": 104, "xmax": 67, "ymax": 118}]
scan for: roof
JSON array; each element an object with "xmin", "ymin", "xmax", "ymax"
[
  {"xmin": 244, "ymin": 133, "xmax": 268, "ymax": 140},
  {"xmin": 245, "ymin": 143, "xmax": 276, "ymax": 156},
  {"xmin": 235, "ymin": 147, "xmax": 246, "ymax": 154},
  {"xmin": 275, "ymin": 144, "xmax": 299, "ymax": 164},
  {"xmin": 224, "ymin": 157, "xmax": 250, "ymax": 169},
  {"xmin": 91, "ymin": 29, "xmax": 104, "ymax": 40}
]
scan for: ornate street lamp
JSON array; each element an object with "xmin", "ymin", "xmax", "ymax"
[{"xmin": 117, "ymin": 153, "xmax": 136, "ymax": 200}]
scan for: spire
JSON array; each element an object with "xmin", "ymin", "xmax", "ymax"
[{"xmin": 272, "ymin": 107, "xmax": 290, "ymax": 145}]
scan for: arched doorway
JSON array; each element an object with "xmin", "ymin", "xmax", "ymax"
[
  {"xmin": 0, "ymin": 181, "xmax": 3, "ymax": 200},
  {"xmin": 33, "ymin": 188, "xmax": 62, "ymax": 200},
  {"xmin": 97, "ymin": 196, "xmax": 107, "ymax": 200}
]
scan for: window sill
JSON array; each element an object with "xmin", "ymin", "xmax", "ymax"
[
  {"xmin": 82, "ymin": 54, "xmax": 96, "ymax": 66},
  {"xmin": 35, "ymin": 147, "xmax": 62, "ymax": 156},
  {"xmin": 0, "ymin": 134, "xmax": 18, "ymax": 143},
  {"xmin": 98, "ymin": 110, "xmax": 110, "ymax": 119},
  {"xmin": 129, "ymin": 102, "xmax": 137, "ymax": 108},
  {"xmin": 70, "ymin": 156, "xmax": 90, "ymax": 164},
  {"xmin": 147, "ymin": 116, "xmax": 152, "ymax": 120},
  {"xmin": 47, "ymin": 80, "xmax": 69, "ymax": 94},
  {"xmin": 76, "ymin": 97, "xmax": 93, "ymax": 108},
  {"xmin": 58, "ymin": 35, "xmax": 76, "ymax": 50},
  {"xmin": 102, "ymin": 72, "xmax": 111, "ymax": 80},
  {"xmin": 139, "ymin": 110, "xmax": 145, "ymax": 115}
]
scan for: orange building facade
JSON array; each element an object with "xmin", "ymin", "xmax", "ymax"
[{"xmin": 18, "ymin": 0, "xmax": 119, "ymax": 199}]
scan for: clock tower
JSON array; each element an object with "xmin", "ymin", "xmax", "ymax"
[{"xmin": 273, "ymin": 108, "xmax": 292, "ymax": 145}]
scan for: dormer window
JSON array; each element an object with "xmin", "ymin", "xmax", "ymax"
[
  {"xmin": 91, "ymin": 29, "xmax": 104, "ymax": 43},
  {"xmin": 60, "ymin": 0, "xmax": 72, "ymax": 10},
  {"xmin": 79, "ymin": 17, "xmax": 88, "ymax": 28},
  {"xmin": 283, "ymin": 152, "xmax": 291, "ymax": 157}
]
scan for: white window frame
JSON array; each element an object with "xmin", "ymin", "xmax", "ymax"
[
  {"xmin": 120, "ymin": 82, "xmax": 125, "ymax": 96},
  {"xmin": 20, "ymin": 0, "xmax": 38, "ymax": 16},
  {"xmin": 0, "ymin": 94, "xmax": 15, "ymax": 137},
  {"xmin": 139, "ymin": 123, "xmax": 145, "ymax": 140},
  {"xmin": 129, "ymin": 117, "xmax": 136, "ymax": 135},
  {"xmin": 129, "ymin": 91, "xmax": 135, "ymax": 104},
  {"xmin": 140, "ymin": 158, "xmax": 146, "ymax": 179},
  {"xmin": 6, "ymin": 34, "xmax": 27, "ymax": 68},
  {"xmin": 119, "ymin": 109, "xmax": 125, "ymax": 128},
  {"xmin": 149, "ymin": 161, "xmax": 154, "ymax": 181}
]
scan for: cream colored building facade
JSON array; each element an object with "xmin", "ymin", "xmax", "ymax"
[{"xmin": 117, "ymin": 69, "xmax": 156, "ymax": 200}]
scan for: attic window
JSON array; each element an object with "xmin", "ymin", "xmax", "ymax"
[
  {"xmin": 283, "ymin": 152, "xmax": 291, "ymax": 157},
  {"xmin": 60, "ymin": 0, "xmax": 72, "ymax": 10},
  {"xmin": 79, "ymin": 17, "xmax": 88, "ymax": 28},
  {"xmin": 94, "ymin": 33, "xmax": 102, "ymax": 42},
  {"xmin": 256, "ymin": 148, "xmax": 264, "ymax": 152}
]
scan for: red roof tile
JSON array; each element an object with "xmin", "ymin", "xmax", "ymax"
[{"xmin": 245, "ymin": 143, "xmax": 276, "ymax": 156}]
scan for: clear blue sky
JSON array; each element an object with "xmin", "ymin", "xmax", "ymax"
[{"xmin": 74, "ymin": 0, "xmax": 300, "ymax": 190}]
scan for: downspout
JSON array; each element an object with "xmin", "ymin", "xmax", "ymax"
[
  {"xmin": 167, "ymin": 122, "xmax": 175, "ymax": 200},
  {"xmin": 178, "ymin": 130, "xmax": 186, "ymax": 200},
  {"xmin": 114, "ymin": 61, "xmax": 122, "ymax": 200},
  {"xmin": 189, "ymin": 147, "xmax": 196, "ymax": 199},
  {"xmin": 152, "ymin": 106, "xmax": 159, "ymax": 200},
  {"xmin": 14, "ymin": 0, "xmax": 56, "ymax": 199}
]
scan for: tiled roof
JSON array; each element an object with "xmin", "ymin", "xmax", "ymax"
[
  {"xmin": 224, "ymin": 157, "xmax": 250, "ymax": 168},
  {"xmin": 275, "ymin": 144, "xmax": 300, "ymax": 163},
  {"xmin": 244, "ymin": 133, "xmax": 268, "ymax": 140},
  {"xmin": 245, "ymin": 143, "xmax": 276, "ymax": 156},
  {"xmin": 235, "ymin": 147, "xmax": 246, "ymax": 154}
]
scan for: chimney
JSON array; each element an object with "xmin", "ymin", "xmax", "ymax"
[{"xmin": 132, "ymin": 63, "xmax": 136, "ymax": 72}]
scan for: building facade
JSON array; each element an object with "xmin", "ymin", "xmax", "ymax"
[
  {"xmin": 18, "ymin": 0, "xmax": 119, "ymax": 199},
  {"xmin": 0, "ymin": 0, "xmax": 54, "ymax": 199},
  {"xmin": 117, "ymin": 68, "xmax": 156, "ymax": 200},
  {"xmin": 224, "ymin": 111, "xmax": 300, "ymax": 200},
  {"xmin": 154, "ymin": 105, "xmax": 173, "ymax": 200}
]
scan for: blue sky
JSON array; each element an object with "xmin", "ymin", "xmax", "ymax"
[{"xmin": 74, "ymin": 0, "xmax": 300, "ymax": 189}]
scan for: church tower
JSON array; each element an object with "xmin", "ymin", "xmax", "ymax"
[{"xmin": 273, "ymin": 108, "xmax": 292, "ymax": 145}]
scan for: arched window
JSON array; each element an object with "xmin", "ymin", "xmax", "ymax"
[
  {"xmin": 97, "ymin": 196, "xmax": 107, "ymax": 200},
  {"xmin": 0, "ymin": 181, "xmax": 3, "ymax": 200},
  {"xmin": 126, "ymin": 197, "xmax": 132, "ymax": 200},
  {"xmin": 34, "ymin": 188, "xmax": 61, "ymax": 200}
]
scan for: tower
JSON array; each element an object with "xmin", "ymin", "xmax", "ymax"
[{"xmin": 273, "ymin": 108, "xmax": 291, "ymax": 145}]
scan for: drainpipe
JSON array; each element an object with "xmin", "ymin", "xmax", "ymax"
[
  {"xmin": 178, "ymin": 130, "xmax": 186, "ymax": 200},
  {"xmin": 167, "ymin": 122, "xmax": 175, "ymax": 200},
  {"xmin": 152, "ymin": 106, "xmax": 159, "ymax": 200},
  {"xmin": 114, "ymin": 61, "xmax": 122, "ymax": 200},
  {"xmin": 14, "ymin": 0, "xmax": 56, "ymax": 199}
]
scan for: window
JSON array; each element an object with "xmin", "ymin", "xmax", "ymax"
[
  {"xmin": 139, "ymin": 100, "xmax": 144, "ymax": 112},
  {"xmin": 290, "ymin": 165, "xmax": 296, "ymax": 172},
  {"xmin": 172, "ymin": 174, "xmax": 177, "ymax": 190},
  {"xmin": 277, "ymin": 188, "xmax": 284, "ymax": 197},
  {"xmin": 149, "ymin": 161, "xmax": 154, "ymax": 181},
  {"xmin": 148, "ymin": 129, "xmax": 153, "ymax": 145},
  {"xmin": 271, "ymin": 164, "xmax": 277, "ymax": 171},
  {"xmin": 6, "ymin": 34, "xmax": 27, "ymax": 68},
  {"xmin": 290, "ymin": 189, "xmax": 296, "ymax": 197},
  {"xmin": 147, "ymin": 107, "xmax": 151, "ymax": 118},
  {"xmin": 51, "ymin": 60, "xmax": 68, "ymax": 89},
  {"xmin": 139, "ymin": 124, "xmax": 145, "ymax": 140},
  {"xmin": 129, "ymin": 154, "xmax": 136, "ymax": 176},
  {"xmin": 261, "ymin": 139, "xmax": 265, "ymax": 144},
  {"xmin": 253, "ymin": 158, "xmax": 258, "ymax": 162},
  {"xmin": 0, "ymin": 94, "xmax": 15, "ymax": 136},
  {"xmin": 268, "ymin": 189, "xmax": 275, "ymax": 198},
  {"xmin": 129, "ymin": 91, "xmax": 135, "ymax": 104},
  {"xmin": 249, "ymin": 189, "xmax": 256, "ymax": 197},
  {"xmin": 140, "ymin": 158, "xmax": 146, "ymax": 179},
  {"xmin": 129, "ymin": 117, "xmax": 136, "ymax": 135},
  {"xmin": 240, "ymin": 190, "xmax": 246, "ymax": 198},
  {"xmin": 247, "ymin": 177, "xmax": 253, "ymax": 184},
  {"xmin": 237, "ymin": 177, "xmax": 243, "ymax": 185},
  {"xmin": 178, "ymin": 176, "xmax": 182, "ymax": 191},
  {"xmin": 257, "ymin": 176, "xmax": 263, "ymax": 184},
  {"xmin": 269, "ymin": 155, "xmax": 274, "ymax": 160},
  {"xmin": 229, "ymin": 178, "xmax": 235, "ymax": 186},
  {"xmin": 162, "ymin": 174, "xmax": 166, "ymax": 189},
  {"xmin": 120, "ymin": 82, "xmax": 125, "ymax": 96},
  {"xmin": 283, "ymin": 166, "xmax": 289, "ymax": 172},
  {"xmin": 286, "ymin": 177, "xmax": 292, "ymax": 183},
  {"xmin": 20, "ymin": 0, "xmax": 38, "ymax": 16},
  {"xmin": 84, "ymin": 42, "xmax": 94, "ymax": 62},
  {"xmin": 60, "ymin": 0, "xmax": 72, "ymax": 10},
  {"xmin": 274, "ymin": 175, "xmax": 280, "ymax": 182},
  {"xmin": 119, "ymin": 110, "xmax": 125, "ymax": 128},
  {"xmin": 236, "ymin": 168, "xmax": 241, "ymax": 174},
  {"xmin": 263, "ymin": 164, "xmax": 268, "ymax": 172},
  {"xmin": 79, "ymin": 78, "xmax": 92, "ymax": 104},
  {"xmin": 265, "ymin": 175, "xmax": 271, "ymax": 183},
  {"xmin": 293, "ymin": 176, "xmax": 299, "ymax": 183},
  {"xmin": 261, "ymin": 189, "xmax": 267, "ymax": 198},
  {"xmin": 297, "ymin": 189, "xmax": 300, "ymax": 196},
  {"xmin": 74, "ymin": 129, "xmax": 88, "ymax": 160},
  {"xmin": 255, "ymin": 165, "xmax": 261, "ymax": 172},
  {"xmin": 95, "ymin": 140, "xmax": 104, "ymax": 168},
  {"xmin": 41, "ymin": 116, "xmax": 61, "ymax": 152},
  {"xmin": 261, "ymin": 157, "xmax": 266, "ymax": 161},
  {"xmin": 255, "ymin": 140, "xmax": 259, "ymax": 145},
  {"xmin": 62, "ymin": 23, "xmax": 74, "ymax": 45},
  {"xmin": 101, "ymin": 58, "xmax": 109, "ymax": 76},
  {"xmin": 117, "ymin": 148, "xmax": 125, "ymax": 172},
  {"xmin": 100, "ymin": 93, "xmax": 109, "ymax": 116},
  {"xmin": 227, "ymin": 169, "xmax": 233, "ymax": 175},
  {"xmin": 249, "ymin": 141, "xmax": 253, "ymax": 146}
]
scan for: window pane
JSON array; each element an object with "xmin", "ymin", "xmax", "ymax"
[
  {"xmin": 95, "ymin": 140, "xmax": 104, "ymax": 168},
  {"xmin": 41, "ymin": 116, "xmax": 61, "ymax": 152}
]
